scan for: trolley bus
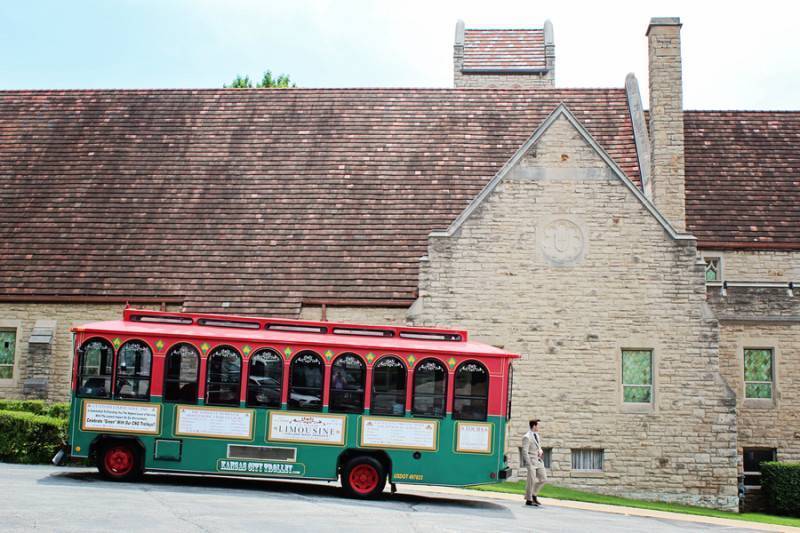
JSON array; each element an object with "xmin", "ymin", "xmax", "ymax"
[{"xmin": 61, "ymin": 308, "xmax": 518, "ymax": 498}]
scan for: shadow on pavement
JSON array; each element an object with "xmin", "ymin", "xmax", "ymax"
[{"xmin": 40, "ymin": 469, "xmax": 509, "ymax": 514}]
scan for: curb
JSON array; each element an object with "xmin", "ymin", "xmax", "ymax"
[{"xmin": 397, "ymin": 484, "xmax": 800, "ymax": 533}]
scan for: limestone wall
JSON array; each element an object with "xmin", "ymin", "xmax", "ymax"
[
  {"xmin": 298, "ymin": 305, "xmax": 408, "ymax": 325},
  {"xmin": 709, "ymin": 288, "xmax": 800, "ymax": 469},
  {"xmin": 453, "ymin": 69, "xmax": 554, "ymax": 89},
  {"xmin": 718, "ymin": 321, "xmax": 800, "ymax": 464},
  {"xmin": 413, "ymin": 113, "xmax": 739, "ymax": 510},
  {"xmin": 0, "ymin": 303, "xmax": 174, "ymax": 401},
  {"xmin": 700, "ymin": 250, "xmax": 800, "ymax": 282}
]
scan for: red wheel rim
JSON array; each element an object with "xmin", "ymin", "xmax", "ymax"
[
  {"xmin": 104, "ymin": 446, "xmax": 134, "ymax": 477},
  {"xmin": 348, "ymin": 464, "xmax": 379, "ymax": 494}
]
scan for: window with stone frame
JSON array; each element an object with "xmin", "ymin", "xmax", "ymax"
[
  {"xmin": 703, "ymin": 257, "xmax": 722, "ymax": 284},
  {"xmin": 743, "ymin": 448, "xmax": 776, "ymax": 487},
  {"xmin": 622, "ymin": 350, "xmax": 653, "ymax": 403},
  {"xmin": 744, "ymin": 348, "xmax": 774, "ymax": 399},
  {"xmin": 542, "ymin": 447, "xmax": 552, "ymax": 469},
  {"xmin": 0, "ymin": 330, "xmax": 16, "ymax": 379},
  {"xmin": 571, "ymin": 448, "xmax": 603, "ymax": 471}
]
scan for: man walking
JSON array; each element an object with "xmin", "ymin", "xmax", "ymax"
[{"xmin": 522, "ymin": 419, "xmax": 547, "ymax": 506}]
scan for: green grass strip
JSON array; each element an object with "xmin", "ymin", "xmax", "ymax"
[{"xmin": 469, "ymin": 481, "xmax": 800, "ymax": 528}]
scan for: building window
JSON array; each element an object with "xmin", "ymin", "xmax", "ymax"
[
  {"xmin": 704, "ymin": 257, "xmax": 722, "ymax": 283},
  {"xmin": 289, "ymin": 351, "xmax": 323, "ymax": 411},
  {"xmin": 329, "ymin": 353, "xmax": 365, "ymax": 414},
  {"xmin": 744, "ymin": 348, "xmax": 774, "ymax": 399},
  {"xmin": 164, "ymin": 343, "xmax": 200, "ymax": 403},
  {"xmin": 572, "ymin": 449, "xmax": 604, "ymax": 471},
  {"xmin": 77, "ymin": 338, "xmax": 114, "ymax": 398},
  {"xmin": 453, "ymin": 360, "xmax": 489, "ymax": 421},
  {"xmin": 743, "ymin": 448, "xmax": 776, "ymax": 487},
  {"xmin": 247, "ymin": 349, "xmax": 283, "ymax": 408},
  {"xmin": 412, "ymin": 358, "xmax": 447, "ymax": 418},
  {"xmin": 622, "ymin": 350, "xmax": 653, "ymax": 403},
  {"xmin": 371, "ymin": 356, "xmax": 406, "ymax": 416},
  {"xmin": 115, "ymin": 340, "xmax": 153, "ymax": 400},
  {"xmin": 206, "ymin": 346, "xmax": 242, "ymax": 406},
  {"xmin": 542, "ymin": 447, "xmax": 552, "ymax": 469},
  {"xmin": 0, "ymin": 330, "xmax": 16, "ymax": 379}
]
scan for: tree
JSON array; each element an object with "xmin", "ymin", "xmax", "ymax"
[{"xmin": 224, "ymin": 70, "xmax": 296, "ymax": 88}]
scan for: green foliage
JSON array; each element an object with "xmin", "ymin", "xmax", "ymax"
[
  {"xmin": 0, "ymin": 410, "xmax": 67, "ymax": 464},
  {"xmin": 224, "ymin": 70, "xmax": 296, "ymax": 88},
  {"xmin": 761, "ymin": 462, "xmax": 800, "ymax": 517},
  {"xmin": 0, "ymin": 399, "xmax": 70, "ymax": 419}
]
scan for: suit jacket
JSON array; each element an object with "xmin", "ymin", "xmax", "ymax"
[{"xmin": 521, "ymin": 430, "xmax": 544, "ymax": 469}]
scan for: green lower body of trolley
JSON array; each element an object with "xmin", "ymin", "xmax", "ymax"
[{"xmin": 64, "ymin": 396, "xmax": 511, "ymax": 498}]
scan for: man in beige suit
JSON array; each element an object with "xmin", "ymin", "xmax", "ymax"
[{"xmin": 521, "ymin": 419, "xmax": 547, "ymax": 506}]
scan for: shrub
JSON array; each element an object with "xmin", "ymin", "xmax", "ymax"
[
  {"xmin": 0, "ymin": 410, "xmax": 67, "ymax": 464},
  {"xmin": 0, "ymin": 399, "xmax": 70, "ymax": 419},
  {"xmin": 761, "ymin": 461, "xmax": 800, "ymax": 517}
]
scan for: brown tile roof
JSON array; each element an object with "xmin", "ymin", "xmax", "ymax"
[
  {"xmin": 463, "ymin": 29, "xmax": 546, "ymax": 71},
  {"xmin": 684, "ymin": 111, "xmax": 800, "ymax": 250},
  {"xmin": 0, "ymin": 88, "xmax": 639, "ymax": 314}
]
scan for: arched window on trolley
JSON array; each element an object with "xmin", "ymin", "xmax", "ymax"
[
  {"xmin": 163, "ymin": 343, "xmax": 200, "ymax": 403},
  {"xmin": 115, "ymin": 340, "xmax": 153, "ymax": 401},
  {"xmin": 206, "ymin": 346, "xmax": 242, "ymax": 406},
  {"xmin": 329, "ymin": 353, "xmax": 366, "ymax": 414},
  {"xmin": 77, "ymin": 338, "xmax": 114, "ymax": 398},
  {"xmin": 370, "ymin": 356, "xmax": 406, "ymax": 416},
  {"xmin": 247, "ymin": 348, "xmax": 283, "ymax": 408},
  {"xmin": 453, "ymin": 360, "xmax": 489, "ymax": 421},
  {"xmin": 412, "ymin": 358, "xmax": 447, "ymax": 418},
  {"xmin": 289, "ymin": 351, "xmax": 324, "ymax": 411}
]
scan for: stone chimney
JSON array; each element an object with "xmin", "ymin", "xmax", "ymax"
[{"xmin": 647, "ymin": 17, "xmax": 686, "ymax": 231}]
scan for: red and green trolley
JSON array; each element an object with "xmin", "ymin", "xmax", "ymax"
[{"xmin": 61, "ymin": 308, "xmax": 518, "ymax": 498}]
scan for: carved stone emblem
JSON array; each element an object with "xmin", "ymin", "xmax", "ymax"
[{"xmin": 540, "ymin": 218, "xmax": 586, "ymax": 266}]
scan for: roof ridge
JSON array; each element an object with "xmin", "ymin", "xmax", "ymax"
[
  {"xmin": 465, "ymin": 28, "xmax": 544, "ymax": 31},
  {"xmin": 0, "ymin": 87, "xmax": 626, "ymax": 94},
  {"xmin": 685, "ymin": 109, "xmax": 800, "ymax": 113}
]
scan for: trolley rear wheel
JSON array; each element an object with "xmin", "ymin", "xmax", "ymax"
[
  {"xmin": 341, "ymin": 456, "xmax": 386, "ymax": 499},
  {"xmin": 97, "ymin": 441, "xmax": 142, "ymax": 482}
]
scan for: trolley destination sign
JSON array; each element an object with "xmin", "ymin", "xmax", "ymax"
[{"xmin": 63, "ymin": 308, "xmax": 518, "ymax": 498}]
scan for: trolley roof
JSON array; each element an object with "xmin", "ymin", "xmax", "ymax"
[{"xmin": 73, "ymin": 309, "xmax": 520, "ymax": 359}]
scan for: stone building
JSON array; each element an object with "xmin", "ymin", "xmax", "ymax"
[{"xmin": 1, "ymin": 17, "xmax": 798, "ymax": 510}]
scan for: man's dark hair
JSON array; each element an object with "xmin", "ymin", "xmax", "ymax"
[{"xmin": 529, "ymin": 419, "xmax": 540, "ymax": 429}]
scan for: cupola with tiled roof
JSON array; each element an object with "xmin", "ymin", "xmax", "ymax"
[{"xmin": 454, "ymin": 19, "xmax": 555, "ymax": 88}]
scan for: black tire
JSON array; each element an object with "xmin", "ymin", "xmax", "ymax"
[
  {"xmin": 97, "ymin": 441, "xmax": 143, "ymax": 482},
  {"xmin": 341, "ymin": 455, "xmax": 387, "ymax": 499}
]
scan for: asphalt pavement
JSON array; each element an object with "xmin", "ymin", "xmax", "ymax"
[{"xmin": 0, "ymin": 463, "xmax": 779, "ymax": 532}]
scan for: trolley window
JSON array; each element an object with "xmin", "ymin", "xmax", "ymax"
[
  {"xmin": 163, "ymin": 343, "xmax": 200, "ymax": 403},
  {"xmin": 412, "ymin": 358, "xmax": 447, "ymax": 418},
  {"xmin": 289, "ymin": 351, "xmax": 323, "ymax": 411},
  {"xmin": 371, "ymin": 356, "xmax": 406, "ymax": 416},
  {"xmin": 247, "ymin": 349, "xmax": 283, "ymax": 408},
  {"xmin": 453, "ymin": 360, "xmax": 489, "ymax": 421},
  {"xmin": 206, "ymin": 346, "xmax": 242, "ymax": 406},
  {"xmin": 114, "ymin": 340, "xmax": 153, "ymax": 400},
  {"xmin": 329, "ymin": 353, "xmax": 365, "ymax": 414},
  {"xmin": 77, "ymin": 338, "xmax": 114, "ymax": 398}
]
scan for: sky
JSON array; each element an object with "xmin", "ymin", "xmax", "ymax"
[{"xmin": 2, "ymin": 0, "xmax": 798, "ymax": 110}]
